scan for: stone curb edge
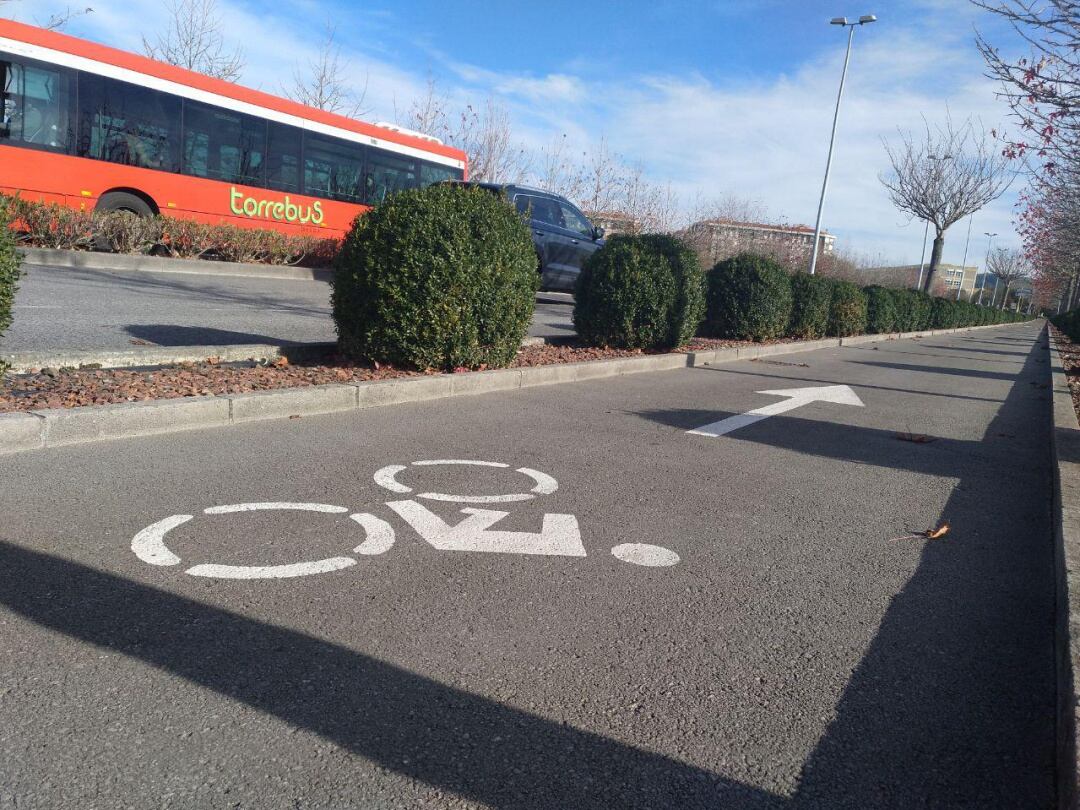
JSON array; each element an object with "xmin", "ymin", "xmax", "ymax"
[
  {"xmin": 1048, "ymin": 324, "xmax": 1080, "ymax": 810},
  {"xmin": 0, "ymin": 321, "xmax": 1028, "ymax": 455},
  {"xmin": 18, "ymin": 246, "xmax": 332, "ymax": 282},
  {"xmin": 2, "ymin": 336, "xmax": 548, "ymax": 374}
]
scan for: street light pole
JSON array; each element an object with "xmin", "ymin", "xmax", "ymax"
[
  {"xmin": 977, "ymin": 231, "xmax": 997, "ymax": 305},
  {"xmin": 915, "ymin": 219, "xmax": 930, "ymax": 290},
  {"xmin": 957, "ymin": 213, "xmax": 973, "ymax": 301},
  {"xmin": 808, "ymin": 14, "xmax": 877, "ymax": 276}
]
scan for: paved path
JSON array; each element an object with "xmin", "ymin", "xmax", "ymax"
[
  {"xmin": 0, "ymin": 264, "xmax": 574, "ymax": 351},
  {"xmin": 0, "ymin": 324, "xmax": 1055, "ymax": 808}
]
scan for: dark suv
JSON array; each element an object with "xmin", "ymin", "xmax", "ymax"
[{"xmin": 449, "ymin": 182, "xmax": 605, "ymax": 290}]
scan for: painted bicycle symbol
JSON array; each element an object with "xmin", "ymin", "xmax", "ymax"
[{"xmin": 131, "ymin": 459, "xmax": 680, "ymax": 580}]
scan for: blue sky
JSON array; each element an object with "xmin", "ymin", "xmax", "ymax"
[{"xmin": 6, "ymin": 0, "xmax": 1028, "ymax": 267}]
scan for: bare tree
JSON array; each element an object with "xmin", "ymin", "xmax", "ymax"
[
  {"xmin": 143, "ymin": 0, "xmax": 244, "ymax": 82},
  {"xmin": 285, "ymin": 23, "xmax": 367, "ymax": 117},
  {"xmin": 533, "ymin": 134, "xmax": 584, "ymax": 200},
  {"xmin": 402, "ymin": 75, "xmax": 448, "ymax": 137},
  {"xmin": 986, "ymin": 246, "xmax": 1031, "ymax": 309},
  {"xmin": 880, "ymin": 115, "xmax": 1013, "ymax": 294},
  {"xmin": 454, "ymin": 98, "xmax": 530, "ymax": 183},
  {"xmin": 0, "ymin": 1, "xmax": 92, "ymax": 29}
]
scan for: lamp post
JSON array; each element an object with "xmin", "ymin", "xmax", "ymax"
[
  {"xmin": 808, "ymin": 14, "xmax": 877, "ymax": 275},
  {"xmin": 915, "ymin": 153, "xmax": 951, "ymax": 291},
  {"xmin": 957, "ymin": 213, "xmax": 973, "ymax": 301},
  {"xmin": 977, "ymin": 232, "xmax": 997, "ymax": 305}
]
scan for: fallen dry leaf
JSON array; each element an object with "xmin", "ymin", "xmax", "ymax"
[
  {"xmin": 925, "ymin": 522, "xmax": 950, "ymax": 539},
  {"xmin": 272, "ymin": 356, "xmax": 289, "ymax": 368},
  {"xmin": 895, "ymin": 432, "xmax": 937, "ymax": 443}
]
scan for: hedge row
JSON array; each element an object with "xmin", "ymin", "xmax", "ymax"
[
  {"xmin": 1053, "ymin": 309, "xmax": 1080, "ymax": 342},
  {"xmin": 0, "ymin": 199, "xmax": 23, "ymax": 371},
  {"xmin": 575, "ymin": 244, "xmax": 1033, "ymax": 350},
  {"xmin": 0, "ymin": 193, "xmax": 339, "ymax": 267}
]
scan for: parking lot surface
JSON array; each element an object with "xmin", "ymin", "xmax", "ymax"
[{"xmin": 0, "ymin": 323, "xmax": 1055, "ymax": 808}]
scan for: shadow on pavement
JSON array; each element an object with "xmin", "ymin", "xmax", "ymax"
[
  {"xmin": 0, "ymin": 541, "xmax": 784, "ymax": 810},
  {"xmin": 847, "ymin": 359, "xmax": 1025, "ymax": 382},
  {"xmin": 639, "ymin": 327, "xmax": 1056, "ymax": 806},
  {"xmin": 124, "ymin": 324, "xmax": 314, "ymax": 346}
]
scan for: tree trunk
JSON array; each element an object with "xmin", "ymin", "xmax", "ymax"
[
  {"xmin": 922, "ymin": 233, "xmax": 945, "ymax": 294},
  {"xmin": 1000, "ymin": 282, "xmax": 1011, "ymax": 310}
]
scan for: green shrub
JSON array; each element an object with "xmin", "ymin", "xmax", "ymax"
[
  {"xmin": 704, "ymin": 253, "xmax": 793, "ymax": 341},
  {"xmin": 574, "ymin": 233, "xmax": 705, "ymax": 350},
  {"xmin": 332, "ymin": 183, "xmax": 536, "ymax": 371},
  {"xmin": 788, "ymin": 273, "xmax": 833, "ymax": 339},
  {"xmin": 1054, "ymin": 309, "xmax": 1080, "ymax": 342},
  {"xmin": 893, "ymin": 289, "xmax": 933, "ymax": 332},
  {"xmin": 827, "ymin": 280, "xmax": 868, "ymax": 337},
  {"xmin": 0, "ymin": 199, "xmax": 23, "ymax": 371},
  {"xmin": 929, "ymin": 297, "xmax": 960, "ymax": 329},
  {"xmin": 864, "ymin": 286, "xmax": 898, "ymax": 334}
]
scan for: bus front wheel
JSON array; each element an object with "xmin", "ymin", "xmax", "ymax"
[{"xmin": 95, "ymin": 191, "xmax": 155, "ymax": 217}]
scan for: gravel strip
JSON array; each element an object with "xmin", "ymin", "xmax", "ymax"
[{"xmin": 0, "ymin": 338, "xmax": 753, "ymax": 413}]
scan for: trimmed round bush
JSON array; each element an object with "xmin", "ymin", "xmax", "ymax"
[
  {"xmin": 705, "ymin": 253, "xmax": 793, "ymax": 341},
  {"xmin": 331, "ymin": 184, "xmax": 537, "ymax": 371},
  {"xmin": 574, "ymin": 233, "xmax": 705, "ymax": 350},
  {"xmin": 827, "ymin": 280, "xmax": 868, "ymax": 337},
  {"xmin": 864, "ymin": 286, "xmax": 898, "ymax": 334},
  {"xmin": 0, "ymin": 200, "xmax": 23, "ymax": 370},
  {"xmin": 788, "ymin": 273, "xmax": 833, "ymax": 339}
]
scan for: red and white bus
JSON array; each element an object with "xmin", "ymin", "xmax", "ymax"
[{"xmin": 0, "ymin": 19, "xmax": 467, "ymax": 238}]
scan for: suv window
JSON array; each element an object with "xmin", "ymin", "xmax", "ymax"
[
  {"xmin": 559, "ymin": 203, "xmax": 593, "ymax": 238},
  {"xmin": 515, "ymin": 194, "xmax": 561, "ymax": 228}
]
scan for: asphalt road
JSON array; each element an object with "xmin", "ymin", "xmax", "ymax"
[
  {"xmin": 0, "ymin": 264, "xmax": 575, "ymax": 352},
  {"xmin": 0, "ymin": 323, "xmax": 1055, "ymax": 809}
]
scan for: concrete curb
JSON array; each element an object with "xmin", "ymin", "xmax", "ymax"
[
  {"xmin": 3, "ymin": 337, "xmax": 547, "ymax": 373},
  {"xmin": 0, "ymin": 321, "xmax": 1031, "ymax": 455},
  {"xmin": 1048, "ymin": 326, "xmax": 1080, "ymax": 810},
  {"xmin": 2, "ymin": 342, "xmax": 338, "ymax": 373},
  {"xmin": 19, "ymin": 246, "xmax": 332, "ymax": 282}
]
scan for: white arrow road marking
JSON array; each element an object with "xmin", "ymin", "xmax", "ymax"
[
  {"xmin": 386, "ymin": 500, "xmax": 586, "ymax": 556},
  {"xmin": 687, "ymin": 385, "xmax": 865, "ymax": 438}
]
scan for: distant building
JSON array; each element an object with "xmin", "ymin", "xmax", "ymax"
[
  {"xmin": 686, "ymin": 219, "xmax": 836, "ymax": 267},
  {"xmin": 585, "ymin": 211, "xmax": 639, "ymax": 237},
  {"xmin": 861, "ymin": 263, "xmax": 978, "ymax": 296}
]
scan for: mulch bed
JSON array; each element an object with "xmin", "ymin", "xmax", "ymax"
[
  {"xmin": 0, "ymin": 337, "xmax": 752, "ymax": 414},
  {"xmin": 1052, "ymin": 326, "xmax": 1080, "ymax": 421}
]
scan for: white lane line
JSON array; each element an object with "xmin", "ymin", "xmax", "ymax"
[
  {"xmin": 413, "ymin": 460, "xmax": 509, "ymax": 467},
  {"xmin": 203, "ymin": 502, "xmax": 349, "ymax": 514},
  {"xmin": 131, "ymin": 514, "xmax": 192, "ymax": 566},
  {"xmin": 185, "ymin": 557, "xmax": 357, "ymax": 579}
]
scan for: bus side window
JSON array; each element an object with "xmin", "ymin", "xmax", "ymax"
[
  {"xmin": 419, "ymin": 161, "xmax": 459, "ymax": 187},
  {"xmin": 0, "ymin": 57, "xmax": 74, "ymax": 152},
  {"xmin": 266, "ymin": 123, "xmax": 301, "ymax": 194},
  {"xmin": 183, "ymin": 101, "xmax": 265, "ymax": 186},
  {"xmin": 77, "ymin": 73, "xmax": 180, "ymax": 171},
  {"xmin": 302, "ymin": 133, "xmax": 365, "ymax": 203},
  {"xmin": 365, "ymin": 150, "xmax": 417, "ymax": 205}
]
